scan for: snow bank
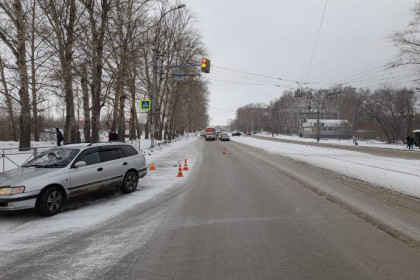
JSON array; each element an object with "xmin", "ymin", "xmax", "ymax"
[
  {"xmin": 231, "ymin": 137, "xmax": 420, "ymax": 199},
  {"xmin": 255, "ymin": 133, "xmax": 420, "ymax": 151}
]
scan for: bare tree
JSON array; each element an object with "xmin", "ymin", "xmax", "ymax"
[
  {"xmin": 79, "ymin": 0, "xmax": 111, "ymax": 142},
  {"xmin": 0, "ymin": 0, "xmax": 31, "ymax": 149},
  {"xmin": 79, "ymin": 62, "xmax": 91, "ymax": 142},
  {"xmin": 37, "ymin": 0, "xmax": 79, "ymax": 144},
  {"xmin": 390, "ymin": 2, "xmax": 420, "ymax": 66},
  {"xmin": 358, "ymin": 88, "xmax": 417, "ymax": 143},
  {"xmin": 0, "ymin": 52, "xmax": 18, "ymax": 140},
  {"xmin": 27, "ymin": 0, "xmax": 51, "ymax": 141}
]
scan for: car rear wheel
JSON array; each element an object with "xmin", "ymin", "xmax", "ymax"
[
  {"xmin": 37, "ymin": 186, "xmax": 64, "ymax": 216},
  {"xmin": 121, "ymin": 171, "xmax": 138, "ymax": 193}
]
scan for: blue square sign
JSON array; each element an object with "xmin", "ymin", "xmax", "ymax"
[{"xmin": 140, "ymin": 99, "xmax": 151, "ymax": 111}]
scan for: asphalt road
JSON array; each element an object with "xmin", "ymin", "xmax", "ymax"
[
  {"xmin": 1, "ymin": 139, "xmax": 420, "ymax": 280},
  {"xmin": 251, "ymin": 135, "xmax": 420, "ymax": 160}
]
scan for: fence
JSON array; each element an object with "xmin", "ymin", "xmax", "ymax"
[
  {"xmin": 1, "ymin": 146, "xmax": 54, "ymax": 173},
  {"xmin": 0, "ymin": 137, "xmax": 184, "ymax": 173}
]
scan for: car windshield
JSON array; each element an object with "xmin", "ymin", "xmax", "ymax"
[{"xmin": 23, "ymin": 148, "xmax": 80, "ymax": 168}]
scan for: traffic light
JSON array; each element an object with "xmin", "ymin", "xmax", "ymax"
[{"xmin": 201, "ymin": 58, "xmax": 210, "ymax": 73}]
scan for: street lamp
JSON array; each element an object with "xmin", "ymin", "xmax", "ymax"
[{"xmin": 150, "ymin": 4, "xmax": 186, "ymax": 148}]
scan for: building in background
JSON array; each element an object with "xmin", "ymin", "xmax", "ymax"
[{"xmin": 302, "ymin": 119, "xmax": 352, "ymax": 139}]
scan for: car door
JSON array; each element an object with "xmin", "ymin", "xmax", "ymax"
[
  {"xmin": 98, "ymin": 146, "xmax": 126, "ymax": 188},
  {"xmin": 121, "ymin": 144, "xmax": 147, "ymax": 174},
  {"xmin": 68, "ymin": 147, "xmax": 103, "ymax": 196}
]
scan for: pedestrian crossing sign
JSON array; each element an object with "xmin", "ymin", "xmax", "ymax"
[{"xmin": 140, "ymin": 99, "xmax": 151, "ymax": 112}]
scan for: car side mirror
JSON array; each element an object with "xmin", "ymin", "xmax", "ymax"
[{"xmin": 74, "ymin": 161, "xmax": 87, "ymax": 168}]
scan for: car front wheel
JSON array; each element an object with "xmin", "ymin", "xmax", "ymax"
[
  {"xmin": 37, "ymin": 186, "xmax": 64, "ymax": 216},
  {"xmin": 121, "ymin": 171, "xmax": 138, "ymax": 193}
]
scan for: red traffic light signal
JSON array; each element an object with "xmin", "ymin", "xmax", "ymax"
[{"xmin": 201, "ymin": 58, "xmax": 210, "ymax": 73}]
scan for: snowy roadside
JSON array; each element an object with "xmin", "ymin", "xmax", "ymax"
[
  {"xmin": 0, "ymin": 136, "xmax": 199, "ymax": 252},
  {"xmin": 231, "ymin": 137, "xmax": 420, "ymax": 199},
  {"xmin": 254, "ymin": 133, "xmax": 420, "ymax": 151},
  {"xmin": 0, "ymin": 135, "xmax": 191, "ymax": 172}
]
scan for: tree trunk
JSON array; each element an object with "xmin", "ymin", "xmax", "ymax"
[
  {"xmin": 16, "ymin": 0, "xmax": 31, "ymax": 150},
  {"xmin": 0, "ymin": 54, "xmax": 18, "ymax": 141},
  {"xmin": 62, "ymin": 0, "xmax": 77, "ymax": 144},
  {"xmin": 112, "ymin": 69, "xmax": 120, "ymax": 130},
  {"xmin": 128, "ymin": 70, "xmax": 137, "ymax": 140},
  {"xmin": 118, "ymin": 93, "xmax": 126, "ymax": 141},
  {"xmin": 81, "ymin": 64, "xmax": 91, "ymax": 142},
  {"xmin": 136, "ymin": 118, "xmax": 141, "ymax": 139},
  {"xmin": 87, "ymin": 0, "xmax": 109, "ymax": 142},
  {"xmin": 30, "ymin": 1, "xmax": 39, "ymax": 141},
  {"xmin": 145, "ymin": 119, "xmax": 149, "ymax": 139},
  {"xmin": 116, "ymin": 54, "xmax": 126, "ymax": 140}
]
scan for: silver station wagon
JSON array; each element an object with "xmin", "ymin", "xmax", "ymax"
[{"xmin": 0, "ymin": 143, "xmax": 147, "ymax": 216}]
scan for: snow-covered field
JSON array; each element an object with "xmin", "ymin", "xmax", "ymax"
[
  {"xmin": 231, "ymin": 137, "xmax": 420, "ymax": 199},
  {"xmin": 255, "ymin": 133, "xmax": 420, "ymax": 151},
  {"xmin": 0, "ymin": 136, "xmax": 199, "ymax": 252}
]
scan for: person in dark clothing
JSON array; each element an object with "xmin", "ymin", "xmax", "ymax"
[
  {"xmin": 406, "ymin": 135, "xmax": 411, "ymax": 149},
  {"xmin": 409, "ymin": 136, "xmax": 415, "ymax": 150},
  {"xmin": 108, "ymin": 130, "xmax": 118, "ymax": 142},
  {"xmin": 56, "ymin": 128, "xmax": 63, "ymax": 146}
]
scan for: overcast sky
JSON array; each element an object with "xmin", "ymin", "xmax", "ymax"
[{"xmin": 181, "ymin": 0, "xmax": 419, "ymax": 126}]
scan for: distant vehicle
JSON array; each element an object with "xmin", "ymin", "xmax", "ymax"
[
  {"xmin": 220, "ymin": 133, "xmax": 230, "ymax": 141},
  {"xmin": 200, "ymin": 131, "xmax": 205, "ymax": 137},
  {"xmin": 232, "ymin": 132, "xmax": 241, "ymax": 136},
  {"xmin": 0, "ymin": 143, "xmax": 147, "ymax": 216},
  {"xmin": 205, "ymin": 127, "xmax": 217, "ymax": 141}
]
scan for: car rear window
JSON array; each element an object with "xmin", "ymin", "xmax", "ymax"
[
  {"xmin": 121, "ymin": 145, "xmax": 138, "ymax": 157},
  {"xmin": 99, "ymin": 148, "xmax": 124, "ymax": 162}
]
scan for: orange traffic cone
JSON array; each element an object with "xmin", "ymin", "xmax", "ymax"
[
  {"xmin": 177, "ymin": 163, "xmax": 184, "ymax": 177},
  {"xmin": 183, "ymin": 158, "xmax": 189, "ymax": 171},
  {"xmin": 222, "ymin": 147, "xmax": 227, "ymax": 155},
  {"xmin": 149, "ymin": 162, "xmax": 156, "ymax": 171}
]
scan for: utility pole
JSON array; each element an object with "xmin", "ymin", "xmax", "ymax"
[{"xmin": 317, "ymin": 109, "xmax": 320, "ymax": 142}]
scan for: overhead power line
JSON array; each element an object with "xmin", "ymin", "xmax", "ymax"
[
  {"xmin": 210, "ymin": 106, "xmax": 236, "ymax": 113},
  {"xmin": 337, "ymin": 63, "xmax": 393, "ymax": 83},
  {"xmin": 213, "ymin": 67, "xmax": 279, "ymax": 84},
  {"xmin": 207, "ymin": 77, "xmax": 281, "ymax": 87},
  {"xmin": 212, "ymin": 65, "xmax": 330, "ymax": 85},
  {"xmin": 208, "ymin": 62, "xmax": 419, "ymax": 90},
  {"xmin": 305, "ymin": 0, "xmax": 329, "ymax": 82},
  {"xmin": 340, "ymin": 64, "xmax": 419, "ymax": 88}
]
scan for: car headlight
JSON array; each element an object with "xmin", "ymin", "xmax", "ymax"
[{"xmin": 0, "ymin": 186, "xmax": 25, "ymax": 195}]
